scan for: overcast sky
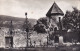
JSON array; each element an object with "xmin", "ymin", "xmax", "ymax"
[{"xmin": 0, "ymin": 0, "xmax": 80, "ymax": 19}]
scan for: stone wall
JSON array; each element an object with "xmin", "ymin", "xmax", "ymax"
[
  {"xmin": 0, "ymin": 27, "xmax": 48, "ymax": 48},
  {"xmin": 0, "ymin": 27, "xmax": 27, "ymax": 48}
]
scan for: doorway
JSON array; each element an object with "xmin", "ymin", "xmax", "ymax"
[
  {"xmin": 54, "ymin": 35, "xmax": 59, "ymax": 43},
  {"xmin": 5, "ymin": 37, "xmax": 13, "ymax": 48}
]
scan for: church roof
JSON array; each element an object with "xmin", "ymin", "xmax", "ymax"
[{"xmin": 46, "ymin": 2, "xmax": 64, "ymax": 17}]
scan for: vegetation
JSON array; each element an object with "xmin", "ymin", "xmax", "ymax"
[
  {"xmin": 23, "ymin": 18, "xmax": 32, "ymax": 32},
  {"xmin": 34, "ymin": 17, "xmax": 49, "ymax": 33},
  {"xmin": 62, "ymin": 7, "xmax": 80, "ymax": 30},
  {"xmin": 62, "ymin": 7, "xmax": 80, "ymax": 42}
]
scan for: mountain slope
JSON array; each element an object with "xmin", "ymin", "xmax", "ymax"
[{"xmin": 0, "ymin": 15, "xmax": 37, "ymax": 28}]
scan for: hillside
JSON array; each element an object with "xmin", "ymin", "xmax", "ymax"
[{"xmin": 0, "ymin": 15, "xmax": 37, "ymax": 28}]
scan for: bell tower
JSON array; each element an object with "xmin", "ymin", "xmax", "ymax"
[
  {"xmin": 46, "ymin": 2, "xmax": 64, "ymax": 44},
  {"xmin": 46, "ymin": 2, "xmax": 64, "ymax": 29}
]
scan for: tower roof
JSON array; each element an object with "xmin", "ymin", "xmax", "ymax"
[{"xmin": 46, "ymin": 2, "xmax": 64, "ymax": 17}]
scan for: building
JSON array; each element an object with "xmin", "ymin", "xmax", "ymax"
[
  {"xmin": 46, "ymin": 2, "xmax": 64, "ymax": 43},
  {"xmin": 46, "ymin": 2, "xmax": 80, "ymax": 44},
  {"xmin": 0, "ymin": 2, "xmax": 80, "ymax": 48}
]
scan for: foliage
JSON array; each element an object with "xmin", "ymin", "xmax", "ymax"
[
  {"xmin": 34, "ymin": 17, "xmax": 49, "ymax": 33},
  {"xmin": 62, "ymin": 7, "xmax": 80, "ymax": 42},
  {"xmin": 62, "ymin": 7, "xmax": 80, "ymax": 30},
  {"xmin": 23, "ymin": 18, "xmax": 32, "ymax": 32}
]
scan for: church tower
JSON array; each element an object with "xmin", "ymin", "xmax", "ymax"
[
  {"xmin": 46, "ymin": 2, "xmax": 64, "ymax": 44},
  {"xmin": 46, "ymin": 2, "xmax": 64, "ymax": 30}
]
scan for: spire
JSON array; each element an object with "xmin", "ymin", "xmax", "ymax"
[{"xmin": 46, "ymin": 2, "xmax": 64, "ymax": 17}]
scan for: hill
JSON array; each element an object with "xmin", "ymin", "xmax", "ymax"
[{"xmin": 0, "ymin": 15, "xmax": 37, "ymax": 28}]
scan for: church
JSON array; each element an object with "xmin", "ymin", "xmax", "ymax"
[
  {"xmin": 0, "ymin": 2, "xmax": 80, "ymax": 48},
  {"xmin": 46, "ymin": 2, "xmax": 80, "ymax": 44}
]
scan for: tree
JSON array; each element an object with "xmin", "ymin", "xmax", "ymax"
[
  {"xmin": 23, "ymin": 14, "xmax": 32, "ymax": 32},
  {"xmin": 23, "ymin": 19, "xmax": 32, "ymax": 31},
  {"xmin": 62, "ymin": 7, "xmax": 80, "ymax": 42},
  {"xmin": 37, "ymin": 17, "xmax": 49, "ymax": 28},
  {"xmin": 34, "ymin": 17, "xmax": 49, "ymax": 33},
  {"xmin": 23, "ymin": 13, "xmax": 32, "ymax": 47},
  {"xmin": 62, "ymin": 7, "xmax": 80, "ymax": 30}
]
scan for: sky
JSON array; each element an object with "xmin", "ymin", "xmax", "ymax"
[{"xmin": 0, "ymin": 0, "xmax": 80, "ymax": 19}]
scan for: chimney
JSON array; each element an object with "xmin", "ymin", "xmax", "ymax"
[{"xmin": 59, "ymin": 17, "xmax": 62, "ymax": 30}]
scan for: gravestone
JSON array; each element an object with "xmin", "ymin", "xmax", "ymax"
[{"xmin": 59, "ymin": 36, "xmax": 63, "ymax": 45}]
